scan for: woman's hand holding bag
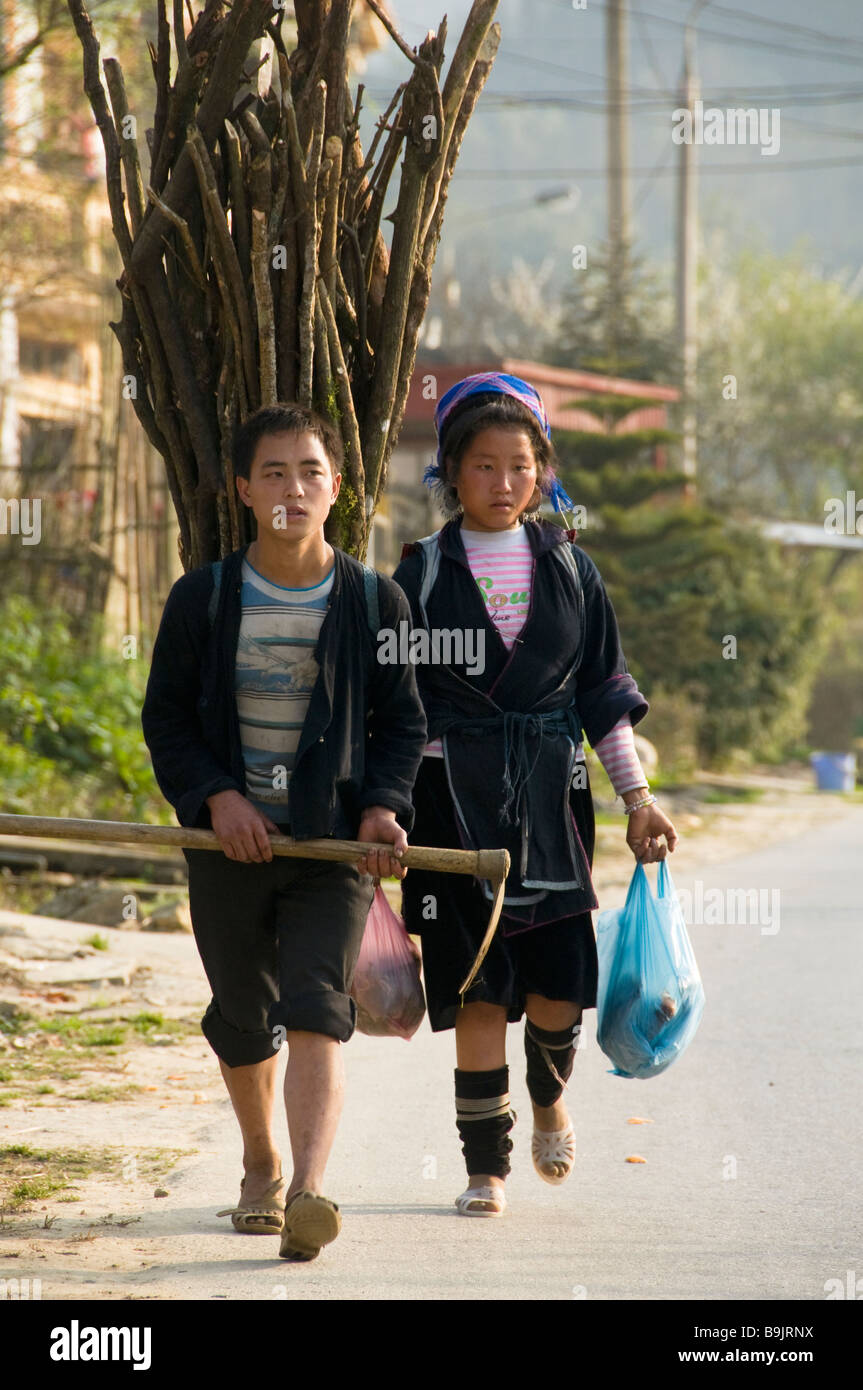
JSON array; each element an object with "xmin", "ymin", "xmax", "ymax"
[{"xmin": 626, "ymin": 801, "xmax": 679, "ymax": 863}]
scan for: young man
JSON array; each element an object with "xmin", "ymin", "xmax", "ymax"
[{"xmin": 141, "ymin": 404, "xmax": 427, "ymax": 1260}]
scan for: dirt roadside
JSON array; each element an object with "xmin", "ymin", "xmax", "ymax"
[{"xmin": 0, "ymin": 778, "xmax": 854, "ymax": 1298}]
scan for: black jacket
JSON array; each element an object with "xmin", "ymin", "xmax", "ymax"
[
  {"xmin": 141, "ymin": 544, "xmax": 427, "ymax": 838},
  {"xmin": 393, "ymin": 518, "xmax": 648, "ymax": 746},
  {"xmin": 393, "ymin": 519, "xmax": 648, "ymax": 924}
]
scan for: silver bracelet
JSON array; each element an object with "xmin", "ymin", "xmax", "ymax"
[{"xmin": 623, "ymin": 793, "xmax": 656, "ymax": 815}]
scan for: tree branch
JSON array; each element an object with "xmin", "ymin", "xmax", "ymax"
[
  {"xmin": 187, "ymin": 124, "xmax": 259, "ymax": 412},
  {"xmin": 66, "ymin": 0, "xmax": 133, "ymax": 266},
  {"xmin": 240, "ymin": 109, "xmax": 278, "ymax": 405},
  {"xmin": 365, "ymin": 0, "xmax": 422, "ymax": 66},
  {"xmin": 130, "ymin": 0, "xmax": 276, "ymax": 276},
  {"xmin": 103, "ymin": 57, "xmax": 146, "ymax": 237},
  {"xmin": 362, "ymin": 29, "xmax": 445, "ymax": 501},
  {"xmin": 145, "ymin": 186, "xmax": 206, "ymax": 288},
  {"xmin": 298, "ymin": 80, "xmax": 326, "ymax": 408}
]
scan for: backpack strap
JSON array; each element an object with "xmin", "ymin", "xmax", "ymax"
[
  {"xmin": 551, "ymin": 540, "xmax": 587, "ymax": 671},
  {"xmin": 207, "ymin": 559, "xmax": 222, "ymax": 630},
  {"xmin": 360, "ymin": 562, "xmax": 380, "ymax": 636},
  {"xmin": 414, "ymin": 531, "xmax": 442, "ymax": 627}
]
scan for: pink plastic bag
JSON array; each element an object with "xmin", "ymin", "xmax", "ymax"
[{"xmin": 351, "ymin": 887, "xmax": 426, "ymax": 1040}]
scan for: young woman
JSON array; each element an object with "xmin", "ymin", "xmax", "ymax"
[{"xmin": 393, "ymin": 373, "xmax": 678, "ymax": 1217}]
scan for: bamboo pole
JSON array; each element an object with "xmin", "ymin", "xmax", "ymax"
[{"xmin": 0, "ymin": 815, "xmax": 509, "ymax": 883}]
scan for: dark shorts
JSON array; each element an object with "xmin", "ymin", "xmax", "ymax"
[
  {"xmin": 401, "ymin": 759, "xmax": 599, "ymax": 1032},
  {"xmin": 184, "ymin": 834, "xmax": 375, "ymax": 1067}
]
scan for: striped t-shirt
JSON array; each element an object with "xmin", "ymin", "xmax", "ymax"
[{"xmin": 234, "ymin": 556, "xmax": 333, "ymax": 819}]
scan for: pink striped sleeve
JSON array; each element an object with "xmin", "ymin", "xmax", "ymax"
[{"xmin": 592, "ymin": 714, "xmax": 649, "ymax": 796}]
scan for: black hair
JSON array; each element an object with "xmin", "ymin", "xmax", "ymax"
[
  {"xmin": 232, "ymin": 404, "xmax": 344, "ymax": 481},
  {"xmin": 435, "ymin": 393, "xmax": 558, "ymax": 519}
]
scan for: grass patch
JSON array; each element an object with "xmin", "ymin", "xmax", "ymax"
[
  {"xmin": 0, "ymin": 1005, "xmax": 32, "ymax": 1037},
  {"xmin": 31, "ymin": 1012, "xmax": 197, "ymax": 1048},
  {"xmin": 0, "ymin": 1009, "xmax": 198, "ymax": 1109},
  {"xmin": 0, "ymin": 1143, "xmax": 193, "ymax": 1213},
  {"xmin": 68, "ymin": 1084, "xmax": 142, "ymax": 1104},
  {"xmin": 81, "ymin": 932, "xmax": 110, "ymax": 951},
  {"xmin": 128, "ymin": 1011, "xmax": 196, "ymax": 1040},
  {"xmin": 36, "ymin": 1018, "xmax": 127, "ymax": 1047},
  {"xmin": 698, "ymin": 786, "xmax": 765, "ymax": 804}
]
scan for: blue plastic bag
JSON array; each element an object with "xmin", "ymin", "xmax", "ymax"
[{"xmin": 596, "ymin": 859, "xmax": 705, "ymax": 1079}]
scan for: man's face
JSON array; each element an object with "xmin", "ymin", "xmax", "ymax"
[{"xmin": 236, "ymin": 430, "xmax": 341, "ymax": 540}]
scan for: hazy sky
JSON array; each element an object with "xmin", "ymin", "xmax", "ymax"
[{"xmin": 356, "ymin": 0, "xmax": 863, "ymax": 284}]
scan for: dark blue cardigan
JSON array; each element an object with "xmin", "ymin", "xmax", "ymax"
[
  {"xmin": 141, "ymin": 544, "xmax": 427, "ymax": 837},
  {"xmin": 393, "ymin": 519, "xmax": 649, "ymax": 923}
]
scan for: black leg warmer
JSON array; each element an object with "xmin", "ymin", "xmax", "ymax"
[
  {"xmin": 454, "ymin": 1066, "xmax": 515, "ymax": 1179},
  {"xmin": 524, "ymin": 1016, "xmax": 582, "ymax": 1108}
]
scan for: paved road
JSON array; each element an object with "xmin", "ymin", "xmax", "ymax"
[{"xmin": 10, "ymin": 805, "xmax": 863, "ymax": 1301}]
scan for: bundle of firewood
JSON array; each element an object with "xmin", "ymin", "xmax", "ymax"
[{"xmin": 66, "ymin": 0, "xmax": 500, "ymax": 568}]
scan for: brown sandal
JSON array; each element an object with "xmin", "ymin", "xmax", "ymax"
[
  {"xmin": 278, "ymin": 1190, "xmax": 342, "ymax": 1261},
  {"xmin": 217, "ymin": 1176, "xmax": 286, "ymax": 1234}
]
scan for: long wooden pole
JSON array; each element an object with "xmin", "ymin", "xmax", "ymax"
[{"xmin": 0, "ymin": 814, "xmax": 508, "ymax": 883}]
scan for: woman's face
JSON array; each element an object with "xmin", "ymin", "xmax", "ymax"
[{"xmin": 451, "ymin": 426, "xmax": 539, "ymax": 531}]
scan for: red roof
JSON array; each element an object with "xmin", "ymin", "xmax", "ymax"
[{"xmin": 403, "ymin": 357, "xmax": 679, "ymax": 435}]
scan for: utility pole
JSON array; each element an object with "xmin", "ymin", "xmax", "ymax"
[
  {"xmin": 676, "ymin": 2, "xmax": 709, "ymax": 497},
  {"xmin": 606, "ymin": 0, "xmax": 629, "ymax": 366}
]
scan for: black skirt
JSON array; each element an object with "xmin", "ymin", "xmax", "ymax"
[{"xmin": 401, "ymin": 757, "xmax": 599, "ymax": 1032}]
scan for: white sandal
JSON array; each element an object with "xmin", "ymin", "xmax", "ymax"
[
  {"xmin": 455, "ymin": 1184, "xmax": 507, "ymax": 1217},
  {"xmin": 532, "ymin": 1121, "xmax": 576, "ymax": 1185}
]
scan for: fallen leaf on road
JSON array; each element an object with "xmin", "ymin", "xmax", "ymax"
[
  {"xmin": 627, "ymin": 1117, "xmax": 653, "ymax": 1124},
  {"xmin": 625, "ymin": 1155, "xmax": 647, "ymax": 1163}
]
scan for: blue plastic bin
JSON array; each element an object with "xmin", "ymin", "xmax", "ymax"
[{"xmin": 810, "ymin": 752, "xmax": 857, "ymax": 792}]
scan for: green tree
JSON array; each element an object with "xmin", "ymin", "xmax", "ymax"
[
  {"xmin": 547, "ymin": 238, "xmax": 678, "ymax": 383},
  {"xmin": 0, "ymin": 596, "xmax": 164, "ymax": 819},
  {"xmin": 554, "ymin": 394, "xmax": 832, "ymax": 770},
  {"xmin": 696, "ymin": 239, "xmax": 863, "ymax": 518}
]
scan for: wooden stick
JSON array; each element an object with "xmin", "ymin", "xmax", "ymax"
[
  {"xmin": 0, "ymin": 815, "xmax": 509, "ymax": 883},
  {"xmin": 365, "ymin": 0, "xmax": 421, "ymax": 67},
  {"xmin": 187, "ymin": 125, "xmax": 258, "ymax": 412},
  {"xmin": 104, "ymin": 58, "xmax": 146, "ymax": 237},
  {"xmin": 298, "ymin": 81, "xmax": 326, "ymax": 408}
]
